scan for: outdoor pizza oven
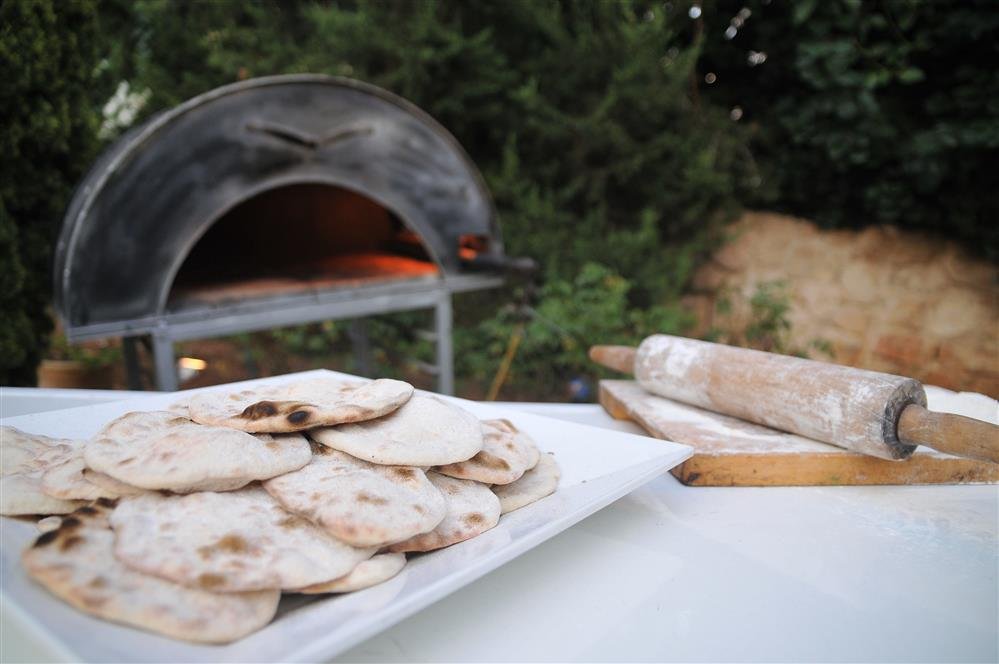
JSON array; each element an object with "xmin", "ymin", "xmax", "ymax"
[{"xmin": 55, "ymin": 75, "xmax": 524, "ymax": 392}]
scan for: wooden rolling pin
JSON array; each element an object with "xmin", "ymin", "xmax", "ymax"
[{"xmin": 590, "ymin": 335, "xmax": 999, "ymax": 463}]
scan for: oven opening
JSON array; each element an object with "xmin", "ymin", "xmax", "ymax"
[{"xmin": 168, "ymin": 184, "xmax": 442, "ymax": 307}]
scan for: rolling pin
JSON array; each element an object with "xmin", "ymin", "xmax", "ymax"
[{"xmin": 590, "ymin": 335, "xmax": 999, "ymax": 463}]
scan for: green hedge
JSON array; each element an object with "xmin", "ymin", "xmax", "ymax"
[
  {"xmin": 5, "ymin": 0, "xmax": 995, "ymax": 391},
  {"xmin": 84, "ymin": 0, "xmax": 758, "ymax": 395},
  {"xmin": 696, "ymin": 0, "xmax": 999, "ymax": 255},
  {"xmin": 0, "ymin": 0, "xmax": 104, "ymax": 385}
]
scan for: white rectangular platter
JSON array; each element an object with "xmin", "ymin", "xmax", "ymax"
[{"xmin": 1, "ymin": 370, "xmax": 691, "ymax": 662}]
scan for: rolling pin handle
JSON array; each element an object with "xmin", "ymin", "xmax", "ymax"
[
  {"xmin": 589, "ymin": 345, "xmax": 637, "ymax": 375},
  {"xmin": 897, "ymin": 404, "xmax": 999, "ymax": 464}
]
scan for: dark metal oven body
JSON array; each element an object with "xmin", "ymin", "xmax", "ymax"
[{"xmin": 55, "ymin": 75, "xmax": 507, "ymax": 392}]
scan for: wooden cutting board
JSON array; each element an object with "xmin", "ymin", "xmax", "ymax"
[{"xmin": 599, "ymin": 380, "xmax": 999, "ymax": 486}]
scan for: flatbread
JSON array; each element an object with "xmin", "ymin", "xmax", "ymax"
[
  {"xmin": 23, "ymin": 500, "xmax": 279, "ymax": 644},
  {"xmin": 263, "ymin": 446, "xmax": 446, "ymax": 548},
  {"xmin": 1, "ymin": 427, "xmax": 83, "ymax": 515},
  {"xmin": 435, "ymin": 419, "xmax": 540, "ymax": 485},
  {"xmin": 387, "ymin": 472, "xmax": 500, "ymax": 553},
  {"xmin": 292, "ymin": 553, "xmax": 407, "ymax": 594},
  {"xmin": 493, "ymin": 452, "xmax": 561, "ymax": 514},
  {"xmin": 81, "ymin": 468, "xmax": 146, "ymax": 497},
  {"xmin": 184, "ymin": 377, "xmax": 414, "ymax": 433},
  {"xmin": 312, "ymin": 395, "xmax": 483, "ymax": 466},
  {"xmin": 36, "ymin": 516, "xmax": 63, "ymax": 533},
  {"xmin": 41, "ymin": 452, "xmax": 124, "ymax": 501},
  {"xmin": 83, "ymin": 412, "xmax": 311, "ymax": 492},
  {"xmin": 110, "ymin": 487, "xmax": 375, "ymax": 592}
]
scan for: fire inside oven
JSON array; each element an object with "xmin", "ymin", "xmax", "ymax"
[{"xmin": 168, "ymin": 184, "xmax": 488, "ymax": 308}]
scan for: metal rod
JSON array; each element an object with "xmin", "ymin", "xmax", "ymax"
[
  {"xmin": 151, "ymin": 331, "xmax": 179, "ymax": 392},
  {"xmin": 435, "ymin": 294, "xmax": 454, "ymax": 395},
  {"xmin": 122, "ymin": 337, "xmax": 143, "ymax": 390},
  {"xmin": 348, "ymin": 319, "xmax": 373, "ymax": 377},
  {"xmin": 64, "ymin": 274, "xmax": 503, "ymax": 342},
  {"xmin": 85, "ymin": 276, "xmax": 500, "ymax": 395}
]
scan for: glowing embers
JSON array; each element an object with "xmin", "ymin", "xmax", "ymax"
[
  {"xmin": 458, "ymin": 234, "xmax": 489, "ymax": 262},
  {"xmin": 167, "ymin": 184, "xmax": 442, "ymax": 309},
  {"xmin": 168, "ymin": 253, "xmax": 440, "ymax": 307}
]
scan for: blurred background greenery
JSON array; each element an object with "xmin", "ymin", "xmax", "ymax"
[{"xmin": 2, "ymin": 0, "xmax": 996, "ymax": 397}]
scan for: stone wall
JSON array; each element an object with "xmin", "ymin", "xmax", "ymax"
[{"xmin": 685, "ymin": 212, "xmax": 999, "ymax": 397}]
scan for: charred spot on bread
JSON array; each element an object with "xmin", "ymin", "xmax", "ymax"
[
  {"xmin": 277, "ymin": 515, "xmax": 306, "ymax": 530},
  {"xmin": 391, "ymin": 467, "xmax": 416, "ymax": 480},
  {"xmin": 33, "ymin": 530, "xmax": 59, "ymax": 547},
  {"xmin": 287, "ymin": 410, "xmax": 311, "ymax": 425},
  {"xmin": 59, "ymin": 516, "xmax": 82, "ymax": 530},
  {"xmin": 475, "ymin": 452, "xmax": 511, "ymax": 471},
  {"xmin": 463, "ymin": 512, "xmax": 485, "ymax": 526},
  {"xmin": 355, "ymin": 492, "xmax": 388, "ymax": 506},
  {"xmin": 197, "ymin": 573, "xmax": 226, "ymax": 589},
  {"xmin": 240, "ymin": 401, "xmax": 278, "ymax": 419},
  {"xmin": 215, "ymin": 534, "xmax": 250, "ymax": 553},
  {"xmin": 309, "ymin": 440, "xmax": 332, "ymax": 455}
]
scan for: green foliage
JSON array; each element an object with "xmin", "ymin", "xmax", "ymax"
[
  {"xmin": 707, "ymin": 280, "xmax": 832, "ymax": 359},
  {"xmin": 697, "ymin": 0, "xmax": 999, "ymax": 255},
  {"xmin": 744, "ymin": 280, "xmax": 792, "ymax": 352},
  {"xmin": 46, "ymin": 334, "xmax": 121, "ymax": 368},
  {"xmin": 457, "ymin": 263, "xmax": 691, "ymax": 398},
  {"xmin": 20, "ymin": 1, "xmax": 991, "ymax": 392},
  {"xmin": 0, "ymin": 0, "xmax": 105, "ymax": 384},
  {"xmin": 95, "ymin": 0, "xmax": 753, "ymax": 397},
  {"xmin": 269, "ymin": 321, "xmax": 343, "ymax": 358}
]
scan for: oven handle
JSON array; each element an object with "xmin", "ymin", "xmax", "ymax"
[
  {"xmin": 462, "ymin": 254, "xmax": 538, "ymax": 276},
  {"xmin": 245, "ymin": 120, "xmax": 374, "ymax": 149}
]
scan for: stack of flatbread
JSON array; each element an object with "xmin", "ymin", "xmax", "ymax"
[{"xmin": 2, "ymin": 375, "xmax": 559, "ymax": 644}]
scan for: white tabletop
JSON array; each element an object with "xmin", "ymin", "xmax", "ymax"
[{"xmin": 2, "ymin": 390, "xmax": 997, "ymax": 662}]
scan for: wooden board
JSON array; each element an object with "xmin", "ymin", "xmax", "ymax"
[{"xmin": 599, "ymin": 380, "xmax": 999, "ymax": 486}]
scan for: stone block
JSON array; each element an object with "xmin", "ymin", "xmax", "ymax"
[
  {"xmin": 937, "ymin": 340, "xmax": 997, "ymax": 374},
  {"xmin": 874, "ymin": 334, "xmax": 924, "ymax": 367},
  {"xmin": 964, "ymin": 372, "xmax": 999, "ymax": 400},
  {"xmin": 923, "ymin": 290, "xmax": 992, "ymax": 338},
  {"xmin": 942, "ymin": 247, "xmax": 997, "ymax": 288},
  {"xmin": 840, "ymin": 263, "xmax": 881, "ymax": 303},
  {"xmin": 922, "ymin": 368, "xmax": 965, "ymax": 392},
  {"xmin": 889, "ymin": 262, "xmax": 950, "ymax": 292},
  {"xmin": 830, "ymin": 306, "xmax": 871, "ymax": 336},
  {"xmin": 827, "ymin": 341, "xmax": 863, "ymax": 366},
  {"xmin": 880, "ymin": 299, "xmax": 926, "ymax": 326},
  {"xmin": 689, "ymin": 210, "xmax": 997, "ymax": 395}
]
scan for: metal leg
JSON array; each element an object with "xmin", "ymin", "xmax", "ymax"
[
  {"xmin": 151, "ymin": 332, "xmax": 179, "ymax": 392},
  {"xmin": 122, "ymin": 337, "xmax": 144, "ymax": 390},
  {"xmin": 348, "ymin": 318, "xmax": 373, "ymax": 377},
  {"xmin": 434, "ymin": 295, "xmax": 454, "ymax": 395}
]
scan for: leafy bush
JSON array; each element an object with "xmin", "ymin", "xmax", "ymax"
[
  {"xmin": 707, "ymin": 280, "xmax": 832, "ymax": 359},
  {"xmin": 15, "ymin": 1, "xmax": 993, "ymax": 393},
  {"xmin": 96, "ymin": 0, "xmax": 755, "ymax": 397},
  {"xmin": 0, "ymin": 0, "xmax": 105, "ymax": 384},
  {"xmin": 696, "ymin": 0, "xmax": 999, "ymax": 256},
  {"xmin": 457, "ymin": 263, "xmax": 691, "ymax": 398}
]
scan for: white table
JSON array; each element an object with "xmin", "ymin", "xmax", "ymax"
[{"xmin": 2, "ymin": 389, "xmax": 997, "ymax": 662}]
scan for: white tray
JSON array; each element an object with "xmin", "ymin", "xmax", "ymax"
[{"xmin": 1, "ymin": 370, "xmax": 691, "ymax": 662}]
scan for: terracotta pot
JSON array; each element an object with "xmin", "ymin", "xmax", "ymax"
[{"xmin": 37, "ymin": 360, "xmax": 114, "ymax": 389}]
